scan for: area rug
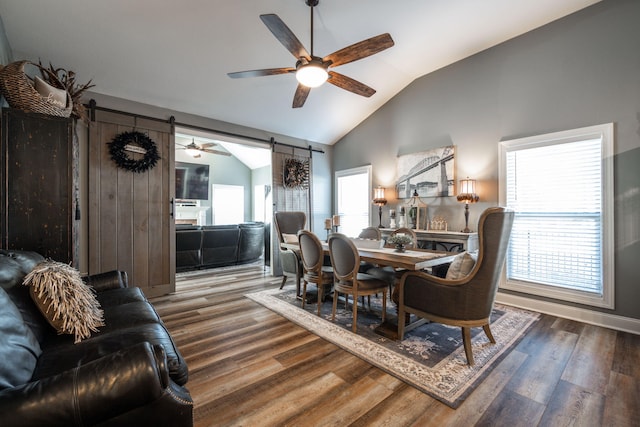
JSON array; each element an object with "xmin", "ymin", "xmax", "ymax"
[{"xmin": 246, "ymin": 288, "xmax": 539, "ymax": 408}]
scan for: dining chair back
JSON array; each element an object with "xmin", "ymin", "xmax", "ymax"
[
  {"xmin": 328, "ymin": 233, "xmax": 387, "ymax": 333},
  {"xmin": 297, "ymin": 230, "xmax": 333, "ymax": 315},
  {"xmin": 388, "ymin": 227, "xmax": 417, "ymax": 248},
  {"xmin": 358, "ymin": 227, "xmax": 381, "ymax": 240}
]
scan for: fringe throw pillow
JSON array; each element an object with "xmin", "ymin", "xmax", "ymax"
[{"xmin": 23, "ymin": 260, "xmax": 104, "ymax": 343}]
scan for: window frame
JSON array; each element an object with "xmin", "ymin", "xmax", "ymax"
[
  {"xmin": 334, "ymin": 165, "xmax": 372, "ymax": 238},
  {"xmin": 498, "ymin": 123, "xmax": 615, "ymax": 309}
]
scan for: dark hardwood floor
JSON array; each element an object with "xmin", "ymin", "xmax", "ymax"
[{"xmin": 150, "ymin": 266, "xmax": 640, "ymax": 427}]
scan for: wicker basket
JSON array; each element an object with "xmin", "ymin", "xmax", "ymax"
[{"xmin": 0, "ymin": 61, "xmax": 72, "ymax": 117}]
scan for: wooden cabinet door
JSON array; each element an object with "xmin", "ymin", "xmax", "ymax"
[
  {"xmin": 88, "ymin": 110, "xmax": 175, "ymax": 297},
  {"xmin": 0, "ymin": 108, "xmax": 78, "ymax": 266}
]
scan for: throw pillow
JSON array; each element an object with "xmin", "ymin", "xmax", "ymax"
[
  {"xmin": 445, "ymin": 251, "xmax": 478, "ymax": 280},
  {"xmin": 350, "ymin": 238, "xmax": 383, "ymax": 249},
  {"xmin": 34, "ymin": 76, "xmax": 68, "ymax": 108},
  {"xmin": 282, "ymin": 233, "xmax": 299, "ymax": 244},
  {"xmin": 0, "ymin": 287, "xmax": 42, "ymax": 390},
  {"xmin": 23, "ymin": 260, "xmax": 104, "ymax": 343}
]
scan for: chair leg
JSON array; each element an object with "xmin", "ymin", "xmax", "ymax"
[
  {"xmin": 301, "ymin": 281, "xmax": 308, "ymax": 309},
  {"xmin": 352, "ymin": 294, "xmax": 358, "ymax": 333},
  {"xmin": 462, "ymin": 327, "xmax": 474, "ymax": 366},
  {"xmin": 381, "ymin": 290, "xmax": 387, "ymax": 323},
  {"xmin": 483, "ymin": 324, "xmax": 496, "ymax": 344},
  {"xmin": 280, "ymin": 275, "xmax": 287, "ymax": 289},
  {"xmin": 397, "ymin": 304, "xmax": 406, "ymax": 340},
  {"xmin": 316, "ymin": 284, "xmax": 323, "ymax": 316},
  {"xmin": 332, "ymin": 290, "xmax": 338, "ymax": 321}
]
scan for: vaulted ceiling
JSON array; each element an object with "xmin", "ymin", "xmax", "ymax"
[{"xmin": 0, "ymin": 0, "xmax": 600, "ymax": 145}]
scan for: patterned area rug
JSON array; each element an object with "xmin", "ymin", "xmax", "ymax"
[{"xmin": 246, "ymin": 288, "xmax": 539, "ymax": 408}]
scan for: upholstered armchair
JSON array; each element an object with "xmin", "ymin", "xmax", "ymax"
[
  {"xmin": 273, "ymin": 211, "xmax": 306, "ymax": 295},
  {"xmin": 396, "ymin": 207, "xmax": 515, "ymax": 365}
]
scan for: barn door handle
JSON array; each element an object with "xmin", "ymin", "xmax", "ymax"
[{"xmin": 169, "ymin": 198, "xmax": 174, "ymax": 218}]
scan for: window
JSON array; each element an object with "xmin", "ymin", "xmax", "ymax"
[
  {"xmin": 499, "ymin": 123, "xmax": 614, "ymax": 308},
  {"xmin": 335, "ymin": 165, "xmax": 372, "ymax": 237},
  {"xmin": 212, "ymin": 184, "xmax": 244, "ymax": 224}
]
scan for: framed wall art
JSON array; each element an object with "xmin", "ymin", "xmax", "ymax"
[{"xmin": 396, "ymin": 145, "xmax": 455, "ymax": 198}]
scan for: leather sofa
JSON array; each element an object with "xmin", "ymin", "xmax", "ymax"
[
  {"xmin": 0, "ymin": 250, "xmax": 193, "ymax": 426},
  {"xmin": 176, "ymin": 222, "xmax": 265, "ymax": 271}
]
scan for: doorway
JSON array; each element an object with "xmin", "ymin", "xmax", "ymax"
[{"xmin": 174, "ymin": 127, "xmax": 272, "ymax": 280}]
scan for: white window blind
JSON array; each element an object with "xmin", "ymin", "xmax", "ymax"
[
  {"xmin": 335, "ymin": 166, "xmax": 371, "ymax": 238},
  {"xmin": 212, "ymin": 184, "xmax": 244, "ymax": 225},
  {"xmin": 499, "ymin": 123, "xmax": 614, "ymax": 308}
]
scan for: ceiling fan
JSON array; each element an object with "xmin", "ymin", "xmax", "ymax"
[
  {"xmin": 176, "ymin": 139, "xmax": 231, "ymax": 158},
  {"xmin": 227, "ymin": 0, "xmax": 394, "ymax": 108}
]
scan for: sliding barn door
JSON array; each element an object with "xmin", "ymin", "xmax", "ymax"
[
  {"xmin": 271, "ymin": 146, "xmax": 312, "ymax": 276},
  {"xmin": 88, "ymin": 110, "xmax": 175, "ymax": 297}
]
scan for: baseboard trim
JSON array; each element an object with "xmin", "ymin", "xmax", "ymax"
[{"xmin": 496, "ymin": 293, "xmax": 640, "ymax": 335}]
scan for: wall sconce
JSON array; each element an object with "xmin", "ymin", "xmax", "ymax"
[
  {"xmin": 456, "ymin": 177, "xmax": 479, "ymax": 233},
  {"xmin": 406, "ymin": 189, "xmax": 427, "ymax": 230},
  {"xmin": 372, "ymin": 186, "xmax": 387, "ymax": 228}
]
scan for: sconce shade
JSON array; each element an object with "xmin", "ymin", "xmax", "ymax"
[
  {"xmin": 457, "ymin": 178, "xmax": 479, "ymax": 204},
  {"xmin": 373, "ymin": 186, "xmax": 387, "ymax": 205}
]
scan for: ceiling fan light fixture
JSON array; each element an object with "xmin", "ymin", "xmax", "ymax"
[
  {"xmin": 296, "ymin": 59, "xmax": 328, "ymax": 88},
  {"xmin": 184, "ymin": 142, "xmax": 200, "ymax": 157}
]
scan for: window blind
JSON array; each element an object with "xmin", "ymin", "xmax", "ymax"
[{"xmin": 505, "ymin": 138, "xmax": 603, "ymax": 294}]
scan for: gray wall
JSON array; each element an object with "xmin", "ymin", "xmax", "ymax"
[{"xmin": 334, "ymin": 0, "xmax": 640, "ymax": 320}]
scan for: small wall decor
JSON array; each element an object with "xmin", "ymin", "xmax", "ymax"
[
  {"xmin": 283, "ymin": 157, "xmax": 309, "ymax": 189},
  {"xmin": 108, "ymin": 131, "xmax": 160, "ymax": 173},
  {"xmin": 396, "ymin": 145, "xmax": 455, "ymax": 198}
]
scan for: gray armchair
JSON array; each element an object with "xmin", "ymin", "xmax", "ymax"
[
  {"xmin": 396, "ymin": 207, "xmax": 515, "ymax": 365},
  {"xmin": 273, "ymin": 211, "xmax": 306, "ymax": 295}
]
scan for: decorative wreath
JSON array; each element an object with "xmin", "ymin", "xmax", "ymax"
[
  {"xmin": 283, "ymin": 158, "xmax": 309, "ymax": 189},
  {"xmin": 108, "ymin": 131, "xmax": 160, "ymax": 173}
]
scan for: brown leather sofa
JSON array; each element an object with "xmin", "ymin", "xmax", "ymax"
[{"xmin": 0, "ymin": 250, "xmax": 193, "ymax": 426}]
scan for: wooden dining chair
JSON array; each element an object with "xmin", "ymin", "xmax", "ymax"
[
  {"xmin": 328, "ymin": 233, "xmax": 387, "ymax": 333},
  {"xmin": 396, "ymin": 207, "xmax": 515, "ymax": 365},
  {"xmin": 297, "ymin": 230, "xmax": 334, "ymax": 316}
]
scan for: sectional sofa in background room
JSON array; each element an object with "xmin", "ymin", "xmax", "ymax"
[{"xmin": 176, "ymin": 222, "xmax": 265, "ymax": 271}]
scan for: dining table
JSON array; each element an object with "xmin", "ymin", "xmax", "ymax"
[{"xmin": 281, "ymin": 239, "xmax": 458, "ymax": 339}]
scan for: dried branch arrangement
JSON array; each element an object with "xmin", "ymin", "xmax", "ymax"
[{"xmin": 38, "ymin": 60, "xmax": 95, "ymax": 121}]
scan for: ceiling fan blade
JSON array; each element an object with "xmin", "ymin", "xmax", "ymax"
[
  {"xmin": 327, "ymin": 71, "xmax": 376, "ymax": 97},
  {"xmin": 323, "ymin": 33, "xmax": 394, "ymax": 68},
  {"xmin": 292, "ymin": 84, "xmax": 311, "ymax": 108},
  {"xmin": 260, "ymin": 14, "xmax": 311, "ymax": 60},
  {"xmin": 199, "ymin": 143, "xmax": 217, "ymax": 148},
  {"xmin": 201, "ymin": 149, "xmax": 232, "ymax": 157},
  {"xmin": 228, "ymin": 67, "xmax": 295, "ymax": 79}
]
